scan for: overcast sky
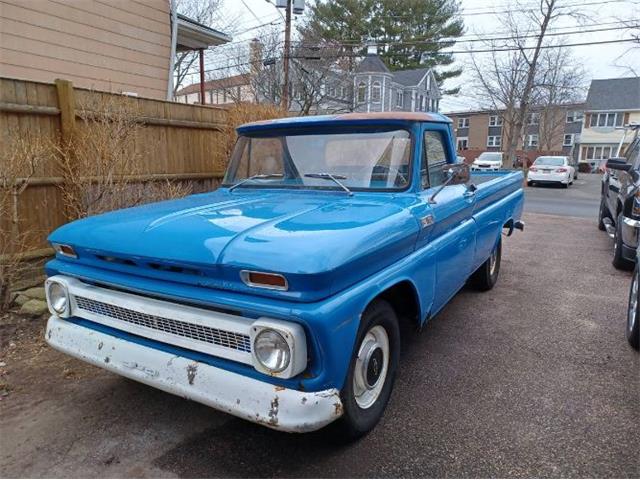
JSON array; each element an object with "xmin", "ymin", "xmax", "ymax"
[{"xmin": 212, "ymin": 0, "xmax": 640, "ymax": 112}]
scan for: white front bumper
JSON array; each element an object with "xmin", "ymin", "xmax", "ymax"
[{"xmin": 45, "ymin": 316, "xmax": 342, "ymax": 432}]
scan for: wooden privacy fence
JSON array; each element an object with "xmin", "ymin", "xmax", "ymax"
[{"xmin": 0, "ymin": 77, "xmax": 229, "ymax": 259}]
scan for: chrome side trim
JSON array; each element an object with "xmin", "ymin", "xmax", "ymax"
[{"xmin": 623, "ymin": 216, "xmax": 640, "ymax": 228}]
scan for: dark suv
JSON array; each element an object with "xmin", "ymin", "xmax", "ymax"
[{"xmin": 598, "ymin": 127, "xmax": 640, "ymax": 270}]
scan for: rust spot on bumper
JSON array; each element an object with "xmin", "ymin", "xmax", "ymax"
[{"xmin": 186, "ymin": 364, "xmax": 197, "ymax": 385}]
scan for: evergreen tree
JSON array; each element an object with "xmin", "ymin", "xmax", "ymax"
[{"xmin": 300, "ymin": 0, "xmax": 464, "ymax": 93}]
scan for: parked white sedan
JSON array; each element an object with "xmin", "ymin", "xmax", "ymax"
[{"xmin": 527, "ymin": 156, "xmax": 575, "ymax": 188}]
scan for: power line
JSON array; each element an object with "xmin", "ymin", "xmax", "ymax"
[
  {"xmin": 289, "ymin": 22, "xmax": 638, "ymax": 48},
  {"xmin": 300, "ymin": 17, "xmax": 639, "ymax": 45},
  {"xmin": 181, "ymin": 37, "xmax": 637, "ymax": 78}
]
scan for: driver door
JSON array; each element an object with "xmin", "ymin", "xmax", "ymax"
[{"xmin": 418, "ymin": 128, "xmax": 477, "ymax": 314}]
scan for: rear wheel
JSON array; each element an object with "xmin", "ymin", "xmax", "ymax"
[
  {"xmin": 627, "ymin": 266, "xmax": 640, "ymax": 350},
  {"xmin": 527, "ymin": 181, "xmax": 534, "ymax": 187},
  {"xmin": 469, "ymin": 239, "xmax": 501, "ymax": 291},
  {"xmin": 613, "ymin": 214, "xmax": 634, "ymax": 271},
  {"xmin": 334, "ymin": 300, "xmax": 400, "ymax": 440}
]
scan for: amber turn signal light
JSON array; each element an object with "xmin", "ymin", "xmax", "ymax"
[
  {"xmin": 240, "ymin": 270, "xmax": 288, "ymax": 291},
  {"xmin": 53, "ymin": 243, "xmax": 78, "ymax": 258}
]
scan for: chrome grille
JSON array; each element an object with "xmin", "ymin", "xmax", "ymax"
[{"xmin": 74, "ymin": 296, "xmax": 251, "ymax": 353}]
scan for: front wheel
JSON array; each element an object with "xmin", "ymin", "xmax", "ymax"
[
  {"xmin": 627, "ymin": 266, "xmax": 640, "ymax": 350},
  {"xmin": 469, "ymin": 239, "xmax": 501, "ymax": 291},
  {"xmin": 334, "ymin": 299, "xmax": 400, "ymax": 440}
]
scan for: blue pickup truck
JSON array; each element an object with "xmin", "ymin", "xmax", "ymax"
[{"xmin": 44, "ymin": 112, "xmax": 524, "ymax": 438}]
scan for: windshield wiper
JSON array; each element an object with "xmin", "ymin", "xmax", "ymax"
[
  {"xmin": 304, "ymin": 173, "xmax": 353, "ymax": 196},
  {"xmin": 228, "ymin": 173, "xmax": 284, "ymax": 192}
]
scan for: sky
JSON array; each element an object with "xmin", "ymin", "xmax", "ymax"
[{"xmin": 203, "ymin": 0, "xmax": 640, "ymax": 112}]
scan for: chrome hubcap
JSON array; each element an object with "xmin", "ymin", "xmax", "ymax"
[
  {"xmin": 629, "ymin": 272, "xmax": 638, "ymax": 333},
  {"xmin": 353, "ymin": 325, "xmax": 389, "ymax": 409}
]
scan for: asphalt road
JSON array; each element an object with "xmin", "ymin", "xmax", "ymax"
[
  {"xmin": 524, "ymin": 173, "xmax": 601, "ymax": 218},
  {"xmin": 1, "ymin": 213, "xmax": 638, "ymax": 478}
]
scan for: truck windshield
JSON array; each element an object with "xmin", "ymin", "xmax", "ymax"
[
  {"xmin": 534, "ymin": 157, "xmax": 565, "ymax": 166},
  {"xmin": 223, "ymin": 129, "xmax": 412, "ymax": 191}
]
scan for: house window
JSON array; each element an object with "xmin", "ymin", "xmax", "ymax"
[
  {"xmin": 396, "ymin": 90, "xmax": 404, "ymax": 107},
  {"xmin": 457, "ymin": 137, "xmax": 469, "ymax": 150},
  {"xmin": 584, "ymin": 145, "xmax": 615, "ymax": 160},
  {"xmin": 590, "ymin": 112, "xmax": 624, "ymax": 128},
  {"xmin": 372, "ymin": 81, "xmax": 381, "ymax": 103},
  {"xmin": 357, "ymin": 82, "xmax": 366, "ymax": 103},
  {"xmin": 563, "ymin": 134, "xmax": 574, "ymax": 146},
  {"xmin": 340, "ymin": 86, "xmax": 346, "ymax": 99},
  {"xmin": 487, "ymin": 135, "xmax": 501, "ymax": 147},
  {"xmin": 489, "ymin": 115, "xmax": 503, "ymax": 126},
  {"xmin": 566, "ymin": 111, "xmax": 583, "ymax": 123},
  {"xmin": 527, "ymin": 134, "xmax": 539, "ymax": 147},
  {"xmin": 458, "ymin": 117, "xmax": 469, "ymax": 128},
  {"xmin": 526, "ymin": 112, "xmax": 540, "ymax": 125}
]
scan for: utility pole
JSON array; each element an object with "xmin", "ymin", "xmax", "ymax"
[{"xmin": 281, "ymin": 0, "xmax": 292, "ymax": 110}]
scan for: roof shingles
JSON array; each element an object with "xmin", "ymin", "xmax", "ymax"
[{"xmin": 585, "ymin": 77, "xmax": 640, "ymax": 111}]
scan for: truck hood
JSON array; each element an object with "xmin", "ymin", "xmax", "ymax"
[{"xmin": 49, "ymin": 190, "xmax": 420, "ymax": 302}]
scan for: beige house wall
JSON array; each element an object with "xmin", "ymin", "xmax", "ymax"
[{"xmin": 0, "ymin": 0, "xmax": 171, "ymax": 100}]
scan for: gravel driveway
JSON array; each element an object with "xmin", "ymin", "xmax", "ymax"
[{"xmin": 0, "ymin": 212, "xmax": 638, "ymax": 478}]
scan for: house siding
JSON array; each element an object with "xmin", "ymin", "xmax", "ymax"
[{"xmin": 0, "ymin": 0, "xmax": 171, "ymax": 99}]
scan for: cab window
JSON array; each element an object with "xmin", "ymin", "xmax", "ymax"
[{"xmin": 421, "ymin": 130, "xmax": 448, "ymax": 189}]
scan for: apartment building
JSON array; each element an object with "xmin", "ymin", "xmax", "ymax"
[
  {"xmin": 578, "ymin": 77, "xmax": 640, "ymax": 169},
  {"xmin": 446, "ymin": 103, "xmax": 584, "ymax": 158}
]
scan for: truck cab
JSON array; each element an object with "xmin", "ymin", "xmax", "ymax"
[{"xmin": 43, "ymin": 112, "xmax": 524, "ymax": 437}]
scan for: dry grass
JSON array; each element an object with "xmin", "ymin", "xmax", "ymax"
[
  {"xmin": 0, "ymin": 133, "xmax": 50, "ymax": 311},
  {"xmin": 54, "ymin": 94, "xmax": 191, "ymax": 219},
  {"xmin": 221, "ymin": 102, "xmax": 287, "ymax": 160}
]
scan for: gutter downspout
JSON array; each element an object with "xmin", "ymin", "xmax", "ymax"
[{"xmin": 167, "ymin": 0, "xmax": 178, "ymax": 101}]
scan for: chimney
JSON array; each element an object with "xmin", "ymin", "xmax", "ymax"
[{"xmin": 250, "ymin": 38, "xmax": 263, "ymax": 77}]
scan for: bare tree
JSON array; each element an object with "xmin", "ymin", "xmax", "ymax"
[
  {"xmin": 612, "ymin": 17, "xmax": 640, "ymax": 76},
  {"xmin": 216, "ymin": 27, "xmax": 355, "ymax": 115},
  {"xmin": 173, "ymin": 0, "xmax": 241, "ymax": 97},
  {"xmin": 536, "ymin": 46, "xmax": 586, "ymax": 151},
  {"xmin": 467, "ymin": 0, "xmax": 583, "ymax": 168}
]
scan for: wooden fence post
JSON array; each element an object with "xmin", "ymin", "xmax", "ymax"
[
  {"xmin": 54, "ymin": 79, "xmax": 76, "ymax": 145},
  {"xmin": 54, "ymin": 79, "xmax": 76, "ymax": 221}
]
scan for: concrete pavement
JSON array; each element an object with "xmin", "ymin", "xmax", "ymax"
[
  {"xmin": 524, "ymin": 173, "xmax": 601, "ymax": 218},
  {"xmin": 1, "ymin": 212, "xmax": 637, "ymax": 478}
]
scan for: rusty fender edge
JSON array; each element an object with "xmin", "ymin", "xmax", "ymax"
[{"xmin": 45, "ymin": 316, "xmax": 343, "ymax": 433}]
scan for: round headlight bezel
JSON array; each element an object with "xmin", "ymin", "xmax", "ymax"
[
  {"xmin": 253, "ymin": 329, "xmax": 291, "ymax": 373},
  {"xmin": 47, "ymin": 281, "xmax": 69, "ymax": 315}
]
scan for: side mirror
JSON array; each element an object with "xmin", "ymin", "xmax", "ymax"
[
  {"xmin": 606, "ymin": 158, "xmax": 631, "ymax": 171},
  {"xmin": 443, "ymin": 162, "xmax": 470, "ymax": 185}
]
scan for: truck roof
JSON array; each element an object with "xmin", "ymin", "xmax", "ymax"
[{"xmin": 237, "ymin": 111, "xmax": 452, "ymax": 134}]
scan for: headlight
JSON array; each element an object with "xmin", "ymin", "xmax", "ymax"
[
  {"xmin": 47, "ymin": 281, "xmax": 68, "ymax": 315},
  {"xmin": 253, "ymin": 329, "xmax": 291, "ymax": 373}
]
